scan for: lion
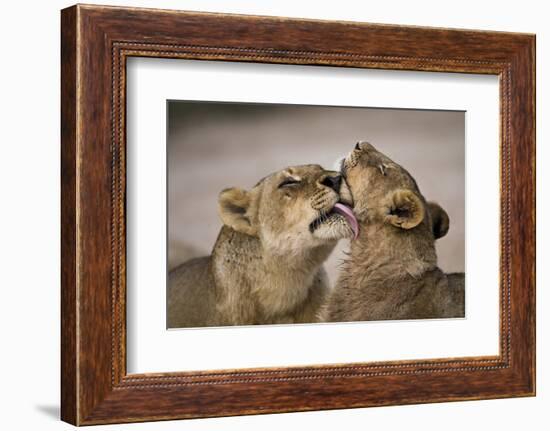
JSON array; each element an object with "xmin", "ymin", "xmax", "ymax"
[
  {"xmin": 324, "ymin": 142, "xmax": 465, "ymax": 322},
  {"xmin": 168, "ymin": 164, "xmax": 359, "ymax": 328}
]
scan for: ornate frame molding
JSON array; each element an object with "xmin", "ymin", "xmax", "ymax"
[{"xmin": 61, "ymin": 5, "xmax": 535, "ymax": 425}]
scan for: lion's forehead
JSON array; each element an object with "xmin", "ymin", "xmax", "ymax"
[{"xmin": 257, "ymin": 165, "xmax": 326, "ymax": 189}]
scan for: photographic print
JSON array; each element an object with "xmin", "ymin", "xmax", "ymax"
[{"xmin": 167, "ymin": 101, "xmax": 465, "ymax": 329}]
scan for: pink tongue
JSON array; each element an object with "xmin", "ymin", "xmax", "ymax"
[{"xmin": 333, "ymin": 203, "xmax": 359, "ymax": 240}]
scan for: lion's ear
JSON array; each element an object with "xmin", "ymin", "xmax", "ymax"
[
  {"xmin": 385, "ymin": 189, "xmax": 425, "ymax": 230},
  {"xmin": 218, "ymin": 187, "xmax": 258, "ymax": 236},
  {"xmin": 427, "ymin": 202, "xmax": 449, "ymax": 239}
]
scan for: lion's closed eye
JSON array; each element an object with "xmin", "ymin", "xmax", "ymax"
[{"xmin": 278, "ymin": 178, "xmax": 301, "ymax": 188}]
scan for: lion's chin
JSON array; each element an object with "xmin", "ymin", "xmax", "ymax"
[
  {"xmin": 310, "ymin": 214, "xmax": 355, "ymax": 241},
  {"xmin": 309, "ymin": 203, "xmax": 359, "ymax": 240}
]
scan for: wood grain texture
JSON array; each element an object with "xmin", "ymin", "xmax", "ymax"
[
  {"xmin": 60, "ymin": 4, "xmax": 535, "ymax": 425},
  {"xmin": 60, "ymin": 5, "xmax": 78, "ymax": 425}
]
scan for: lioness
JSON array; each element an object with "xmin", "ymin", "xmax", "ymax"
[
  {"xmin": 324, "ymin": 142, "xmax": 464, "ymax": 322},
  {"xmin": 168, "ymin": 165, "xmax": 358, "ymax": 328}
]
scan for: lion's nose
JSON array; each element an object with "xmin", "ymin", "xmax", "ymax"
[
  {"xmin": 355, "ymin": 141, "xmax": 374, "ymax": 152},
  {"xmin": 320, "ymin": 174, "xmax": 342, "ymax": 192}
]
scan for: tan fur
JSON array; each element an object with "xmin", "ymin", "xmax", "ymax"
[
  {"xmin": 168, "ymin": 165, "xmax": 355, "ymax": 328},
  {"xmin": 324, "ymin": 142, "xmax": 464, "ymax": 322}
]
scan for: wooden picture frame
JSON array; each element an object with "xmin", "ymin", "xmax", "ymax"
[{"xmin": 61, "ymin": 4, "xmax": 535, "ymax": 425}]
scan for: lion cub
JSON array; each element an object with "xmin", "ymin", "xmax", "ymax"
[
  {"xmin": 325, "ymin": 142, "xmax": 464, "ymax": 322},
  {"xmin": 168, "ymin": 165, "xmax": 358, "ymax": 328}
]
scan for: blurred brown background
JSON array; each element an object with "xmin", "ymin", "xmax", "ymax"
[{"xmin": 168, "ymin": 101, "xmax": 465, "ymax": 286}]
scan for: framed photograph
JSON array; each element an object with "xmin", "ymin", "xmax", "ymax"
[{"xmin": 61, "ymin": 4, "xmax": 535, "ymax": 425}]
